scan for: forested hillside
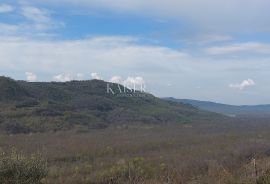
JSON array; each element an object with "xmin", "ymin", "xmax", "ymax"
[{"xmin": 0, "ymin": 76, "xmax": 220, "ymax": 133}]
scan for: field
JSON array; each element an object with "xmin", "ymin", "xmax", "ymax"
[{"xmin": 1, "ymin": 116, "xmax": 270, "ymax": 183}]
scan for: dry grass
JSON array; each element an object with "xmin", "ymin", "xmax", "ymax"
[
  {"xmin": 0, "ymin": 149, "xmax": 47, "ymax": 184},
  {"xmin": 1, "ymin": 117, "xmax": 270, "ymax": 183}
]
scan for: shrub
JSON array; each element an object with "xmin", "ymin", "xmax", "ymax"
[
  {"xmin": 257, "ymin": 169, "xmax": 270, "ymax": 184},
  {"xmin": 0, "ymin": 149, "xmax": 48, "ymax": 184},
  {"xmin": 98, "ymin": 157, "xmax": 157, "ymax": 183}
]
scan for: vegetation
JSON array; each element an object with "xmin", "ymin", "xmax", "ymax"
[
  {"xmin": 3, "ymin": 76, "xmax": 270, "ymax": 183},
  {"xmin": 0, "ymin": 76, "xmax": 221, "ymax": 133},
  {"xmin": 0, "ymin": 116, "xmax": 269, "ymax": 183},
  {"xmin": 0, "ymin": 149, "xmax": 47, "ymax": 184}
]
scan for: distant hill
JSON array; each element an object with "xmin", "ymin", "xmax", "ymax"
[
  {"xmin": 0, "ymin": 77, "xmax": 220, "ymax": 133},
  {"xmin": 165, "ymin": 98, "xmax": 270, "ymax": 116}
]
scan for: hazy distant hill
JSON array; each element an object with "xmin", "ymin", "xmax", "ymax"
[
  {"xmin": 165, "ymin": 98, "xmax": 270, "ymax": 116},
  {"xmin": 0, "ymin": 77, "xmax": 220, "ymax": 133}
]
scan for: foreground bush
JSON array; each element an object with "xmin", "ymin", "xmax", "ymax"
[
  {"xmin": 0, "ymin": 149, "xmax": 48, "ymax": 184},
  {"xmin": 98, "ymin": 157, "xmax": 159, "ymax": 183},
  {"xmin": 257, "ymin": 170, "xmax": 270, "ymax": 184}
]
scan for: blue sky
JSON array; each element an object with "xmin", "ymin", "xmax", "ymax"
[{"xmin": 1, "ymin": 0, "xmax": 270, "ymax": 105}]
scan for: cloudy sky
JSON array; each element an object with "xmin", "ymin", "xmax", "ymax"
[{"xmin": 1, "ymin": 0, "xmax": 270, "ymax": 105}]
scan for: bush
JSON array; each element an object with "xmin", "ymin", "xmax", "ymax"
[
  {"xmin": 98, "ymin": 157, "xmax": 157, "ymax": 183},
  {"xmin": 257, "ymin": 169, "xmax": 270, "ymax": 184},
  {"xmin": 0, "ymin": 149, "xmax": 48, "ymax": 184}
]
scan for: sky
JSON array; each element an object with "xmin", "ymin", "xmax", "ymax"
[{"xmin": 1, "ymin": 0, "xmax": 270, "ymax": 105}]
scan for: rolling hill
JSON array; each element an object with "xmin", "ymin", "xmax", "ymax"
[
  {"xmin": 0, "ymin": 76, "xmax": 220, "ymax": 133},
  {"xmin": 165, "ymin": 98, "xmax": 270, "ymax": 116}
]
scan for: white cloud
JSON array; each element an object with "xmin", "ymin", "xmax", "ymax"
[
  {"xmin": 22, "ymin": 6, "xmax": 50, "ymax": 23},
  {"xmin": 0, "ymin": 35, "xmax": 269, "ymax": 104},
  {"xmin": 76, "ymin": 73, "xmax": 84, "ymax": 80},
  {"xmin": 229, "ymin": 79, "xmax": 255, "ymax": 90},
  {"xmin": 52, "ymin": 73, "xmax": 86, "ymax": 81},
  {"xmin": 109, "ymin": 76, "xmax": 122, "ymax": 83},
  {"xmin": 0, "ymin": 23, "xmax": 19, "ymax": 34},
  {"xmin": 0, "ymin": 5, "xmax": 63, "ymax": 37},
  {"xmin": 205, "ymin": 42, "xmax": 270, "ymax": 55},
  {"xmin": 37, "ymin": 0, "xmax": 270, "ymax": 31},
  {"xmin": 91, "ymin": 73, "xmax": 101, "ymax": 80},
  {"xmin": 21, "ymin": 6, "xmax": 63, "ymax": 30},
  {"xmin": 0, "ymin": 4, "xmax": 14, "ymax": 13},
  {"xmin": 53, "ymin": 73, "xmax": 72, "ymax": 82},
  {"xmin": 0, "ymin": 36, "xmax": 189, "ymax": 76},
  {"xmin": 25, "ymin": 72, "xmax": 37, "ymax": 82}
]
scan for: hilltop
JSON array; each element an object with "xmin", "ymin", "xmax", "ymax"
[{"xmin": 0, "ymin": 77, "xmax": 220, "ymax": 133}]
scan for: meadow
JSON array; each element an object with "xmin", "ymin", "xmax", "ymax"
[{"xmin": 1, "ymin": 116, "xmax": 270, "ymax": 183}]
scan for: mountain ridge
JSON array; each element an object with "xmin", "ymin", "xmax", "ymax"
[{"xmin": 165, "ymin": 97, "xmax": 270, "ymax": 116}]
